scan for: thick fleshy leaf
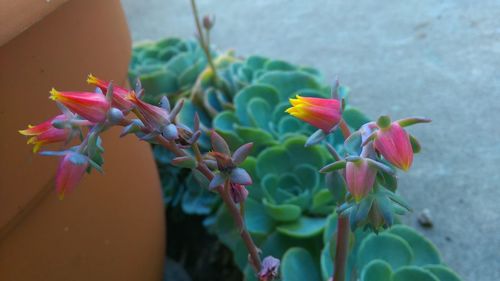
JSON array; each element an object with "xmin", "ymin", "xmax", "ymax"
[
  {"xmin": 209, "ymin": 173, "xmax": 225, "ymax": 190},
  {"xmin": 325, "ymin": 171, "xmax": 347, "ymax": 204},
  {"xmin": 320, "ymin": 160, "xmax": 347, "ymax": 173},
  {"xmin": 234, "ymin": 84, "xmax": 280, "ymax": 126},
  {"xmin": 388, "ymin": 225, "xmax": 441, "ymax": 266},
  {"xmin": 262, "ymin": 198, "xmax": 301, "ymax": 222},
  {"xmin": 410, "ymin": 134, "xmax": 421, "ymax": 153},
  {"xmin": 360, "ymin": 259, "xmax": 393, "ymax": 281},
  {"xmin": 392, "ymin": 266, "xmax": 440, "ymax": 281},
  {"xmin": 245, "ymin": 198, "xmax": 274, "ymax": 235},
  {"xmin": 210, "ymin": 131, "xmax": 230, "ymax": 155},
  {"xmin": 232, "ymin": 142, "xmax": 253, "ymax": 165},
  {"xmin": 171, "ymin": 156, "xmax": 197, "ymax": 169},
  {"xmin": 305, "ymin": 129, "xmax": 326, "ymax": 147},
  {"xmin": 257, "ymin": 71, "xmax": 321, "ymax": 99},
  {"xmin": 277, "ymin": 216, "xmax": 326, "ymax": 238},
  {"xmin": 230, "ymin": 167, "xmax": 252, "ymax": 185},
  {"xmin": 397, "ymin": 117, "xmax": 432, "ymax": 127},
  {"xmin": 423, "ymin": 265, "xmax": 463, "ymax": 281},
  {"xmin": 281, "ymin": 248, "xmax": 321, "ymax": 281},
  {"xmin": 357, "ymin": 232, "xmax": 413, "ymax": 270}
]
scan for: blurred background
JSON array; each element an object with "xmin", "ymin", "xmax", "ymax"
[{"xmin": 122, "ymin": 0, "xmax": 500, "ymax": 280}]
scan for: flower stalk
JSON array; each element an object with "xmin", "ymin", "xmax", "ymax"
[
  {"xmin": 189, "ymin": 0, "xmax": 220, "ymax": 86},
  {"xmin": 332, "ymin": 121, "xmax": 351, "ymax": 281}
]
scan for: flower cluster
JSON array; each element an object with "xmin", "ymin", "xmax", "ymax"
[
  {"xmin": 286, "ymin": 88, "xmax": 430, "ymax": 230},
  {"xmin": 19, "ymin": 75, "xmax": 198, "ymax": 199}
]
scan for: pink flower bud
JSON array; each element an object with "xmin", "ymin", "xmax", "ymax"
[
  {"xmin": 286, "ymin": 95, "xmax": 341, "ymax": 133},
  {"xmin": 230, "ymin": 183, "xmax": 248, "ymax": 204},
  {"xmin": 126, "ymin": 91, "xmax": 169, "ymax": 132},
  {"xmin": 258, "ymin": 256, "xmax": 280, "ymax": 281},
  {"xmin": 19, "ymin": 114, "xmax": 70, "ymax": 153},
  {"xmin": 55, "ymin": 152, "xmax": 89, "ymax": 199},
  {"xmin": 374, "ymin": 122, "xmax": 413, "ymax": 171},
  {"xmin": 346, "ymin": 159, "xmax": 377, "ymax": 202},
  {"xmin": 87, "ymin": 74, "xmax": 134, "ymax": 111},
  {"xmin": 50, "ymin": 89, "xmax": 110, "ymax": 122}
]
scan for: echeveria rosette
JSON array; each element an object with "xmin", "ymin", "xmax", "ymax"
[
  {"xmin": 318, "ymin": 217, "xmax": 463, "ymax": 281},
  {"xmin": 128, "ymin": 38, "xmax": 213, "ymax": 104},
  {"xmin": 212, "ymin": 67, "xmax": 370, "ymax": 155}
]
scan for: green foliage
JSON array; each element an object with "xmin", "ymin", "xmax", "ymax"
[
  {"xmin": 153, "ymin": 145, "xmax": 218, "ymax": 215},
  {"xmin": 129, "ymin": 37, "xmax": 460, "ymax": 281},
  {"xmin": 313, "ymin": 224, "xmax": 462, "ymax": 281},
  {"xmin": 129, "ymin": 38, "xmax": 210, "ymax": 104}
]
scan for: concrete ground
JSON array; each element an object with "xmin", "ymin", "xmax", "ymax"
[{"xmin": 121, "ymin": 1, "xmax": 500, "ymax": 280}]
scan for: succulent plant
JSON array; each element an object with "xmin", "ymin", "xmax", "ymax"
[
  {"xmin": 211, "ymin": 57, "xmax": 370, "ymax": 154},
  {"xmin": 129, "ymin": 38, "xmax": 212, "ymax": 104},
  {"xmin": 128, "ymin": 37, "xmax": 461, "ymax": 281},
  {"xmin": 153, "ymin": 144, "xmax": 218, "ymax": 215}
]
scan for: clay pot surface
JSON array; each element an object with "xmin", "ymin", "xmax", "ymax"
[{"xmin": 0, "ymin": 0, "xmax": 165, "ymax": 280}]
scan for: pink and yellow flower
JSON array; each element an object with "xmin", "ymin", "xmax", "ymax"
[
  {"xmin": 286, "ymin": 95, "xmax": 342, "ymax": 132},
  {"xmin": 87, "ymin": 74, "xmax": 134, "ymax": 111},
  {"xmin": 50, "ymin": 89, "xmax": 110, "ymax": 122},
  {"xmin": 19, "ymin": 114, "xmax": 70, "ymax": 153},
  {"xmin": 55, "ymin": 152, "xmax": 89, "ymax": 199},
  {"xmin": 373, "ymin": 122, "xmax": 413, "ymax": 171},
  {"xmin": 346, "ymin": 159, "xmax": 377, "ymax": 202},
  {"xmin": 126, "ymin": 91, "xmax": 168, "ymax": 132}
]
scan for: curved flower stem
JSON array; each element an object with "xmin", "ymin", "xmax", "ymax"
[
  {"xmin": 332, "ymin": 119, "xmax": 352, "ymax": 281},
  {"xmin": 332, "ymin": 216, "xmax": 350, "ymax": 281},
  {"xmin": 154, "ymin": 134, "xmax": 262, "ymax": 273},
  {"xmin": 189, "ymin": 0, "xmax": 220, "ymax": 86}
]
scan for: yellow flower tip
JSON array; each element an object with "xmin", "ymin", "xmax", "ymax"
[
  {"xmin": 32, "ymin": 143, "xmax": 41, "ymax": 153},
  {"xmin": 86, "ymin": 73, "xmax": 97, "ymax": 84},
  {"xmin": 49, "ymin": 88, "xmax": 60, "ymax": 101},
  {"xmin": 18, "ymin": 129, "xmax": 29, "ymax": 136}
]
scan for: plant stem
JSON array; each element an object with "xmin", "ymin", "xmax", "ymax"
[
  {"xmin": 189, "ymin": 0, "xmax": 220, "ymax": 86},
  {"xmin": 333, "ymin": 215, "xmax": 350, "ymax": 281},
  {"xmin": 154, "ymin": 134, "xmax": 262, "ymax": 273},
  {"xmin": 332, "ymin": 119, "xmax": 352, "ymax": 281}
]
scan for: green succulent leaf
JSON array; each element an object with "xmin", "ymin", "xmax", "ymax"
[
  {"xmin": 245, "ymin": 198, "xmax": 275, "ymax": 235},
  {"xmin": 361, "ymin": 259, "xmax": 393, "ymax": 281},
  {"xmin": 256, "ymin": 71, "xmax": 321, "ymax": 100},
  {"xmin": 277, "ymin": 217, "xmax": 326, "ymax": 238},
  {"xmin": 392, "ymin": 266, "xmax": 440, "ymax": 281},
  {"xmin": 281, "ymin": 248, "xmax": 321, "ymax": 281},
  {"xmin": 263, "ymin": 198, "xmax": 302, "ymax": 222},
  {"xmin": 357, "ymin": 232, "xmax": 414, "ymax": 270},
  {"xmin": 423, "ymin": 265, "xmax": 463, "ymax": 281},
  {"xmin": 388, "ymin": 225, "xmax": 441, "ymax": 266}
]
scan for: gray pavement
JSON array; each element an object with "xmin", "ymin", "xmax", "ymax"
[{"xmin": 121, "ymin": 1, "xmax": 500, "ymax": 280}]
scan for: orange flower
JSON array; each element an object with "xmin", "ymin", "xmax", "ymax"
[
  {"xmin": 87, "ymin": 74, "xmax": 134, "ymax": 111},
  {"xmin": 19, "ymin": 115, "xmax": 70, "ymax": 153},
  {"xmin": 50, "ymin": 89, "xmax": 110, "ymax": 122},
  {"xmin": 286, "ymin": 95, "xmax": 342, "ymax": 132}
]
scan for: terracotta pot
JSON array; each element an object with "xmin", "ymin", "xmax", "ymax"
[{"xmin": 0, "ymin": 0, "xmax": 165, "ymax": 280}]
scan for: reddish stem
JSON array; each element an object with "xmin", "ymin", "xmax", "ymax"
[
  {"xmin": 332, "ymin": 119, "xmax": 352, "ymax": 281},
  {"xmin": 332, "ymin": 216, "xmax": 350, "ymax": 281},
  {"xmin": 155, "ymin": 135, "xmax": 262, "ymax": 273}
]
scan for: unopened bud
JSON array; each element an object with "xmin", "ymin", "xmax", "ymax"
[
  {"xmin": 162, "ymin": 124, "xmax": 178, "ymax": 140},
  {"xmin": 258, "ymin": 256, "xmax": 280, "ymax": 281},
  {"xmin": 107, "ymin": 107, "xmax": 124, "ymax": 124},
  {"xmin": 203, "ymin": 15, "xmax": 215, "ymax": 30},
  {"xmin": 51, "ymin": 119, "xmax": 67, "ymax": 129}
]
